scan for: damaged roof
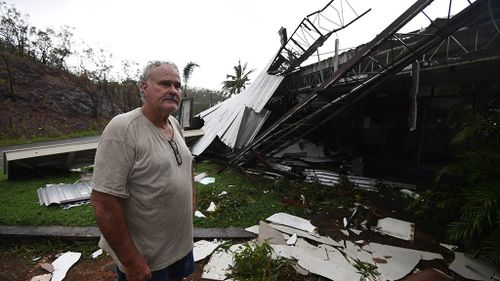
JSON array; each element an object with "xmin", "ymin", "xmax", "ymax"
[{"xmin": 191, "ymin": 55, "xmax": 284, "ymax": 156}]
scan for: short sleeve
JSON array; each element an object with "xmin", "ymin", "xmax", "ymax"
[{"xmin": 91, "ymin": 117, "xmax": 136, "ymax": 198}]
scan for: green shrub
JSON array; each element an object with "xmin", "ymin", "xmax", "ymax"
[
  {"xmin": 439, "ymin": 108, "xmax": 500, "ymax": 264},
  {"xmin": 228, "ymin": 241, "xmax": 303, "ymax": 281}
]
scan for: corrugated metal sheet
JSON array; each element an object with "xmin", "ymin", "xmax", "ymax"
[
  {"xmin": 191, "ymin": 52, "xmax": 284, "ymax": 156},
  {"xmin": 303, "ymin": 169, "xmax": 378, "ymax": 191},
  {"xmin": 37, "ymin": 182, "xmax": 92, "ymax": 206},
  {"xmin": 303, "ymin": 169, "xmax": 417, "ymax": 191},
  {"xmin": 235, "ymin": 107, "xmax": 271, "ymax": 149}
]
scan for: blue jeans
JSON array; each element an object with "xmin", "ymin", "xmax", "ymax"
[{"xmin": 117, "ymin": 251, "xmax": 194, "ymax": 281}]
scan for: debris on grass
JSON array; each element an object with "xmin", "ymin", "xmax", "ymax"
[
  {"xmin": 199, "ymin": 177, "xmax": 216, "ymax": 185},
  {"xmin": 30, "ymin": 273, "xmax": 52, "ymax": 281},
  {"xmin": 374, "ymin": 217, "xmax": 415, "ymax": 242},
  {"xmin": 239, "ymin": 212, "xmax": 451, "ymax": 280},
  {"xmin": 39, "ymin": 262, "xmax": 54, "ymax": 272},
  {"xmin": 194, "ymin": 172, "xmax": 208, "ymax": 182},
  {"xmin": 90, "ymin": 249, "xmax": 103, "ymax": 259},
  {"xmin": 362, "ymin": 242, "xmax": 443, "ymax": 281},
  {"xmin": 400, "ymin": 189, "xmax": 420, "ymax": 199},
  {"xmin": 207, "ymin": 201, "xmax": 217, "ymax": 212},
  {"xmin": 202, "ymin": 244, "xmax": 244, "ymax": 280},
  {"xmin": 402, "ymin": 268, "xmax": 453, "ymax": 281},
  {"xmin": 37, "ymin": 182, "xmax": 91, "ymax": 206},
  {"xmin": 286, "ymin": 233, "xmax": 298, "ymax": 246},
  {"xmin": 51, "ymin": 251, "xmax": 81, "ymax": 281},
  {"xmin": 193, "ymin": 240, "xmax": 222, "ymax": 262},
  {"xmin": 266, "ymin": 212, "xmax": 317, "ymax": 233},
  {"xmin": 257, "ymin": 221, "xmax": 287, "ymax": 245},
  {"xmin": 448, "ymin": 252, "xmax": 500, "ymax": 281},
  {"xmin": 195, "ymin": 211, "xmax": 206, "ymax": 218}
]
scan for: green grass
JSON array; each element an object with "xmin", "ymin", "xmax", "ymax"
[
  {"xmin": 194, "ymin": 161, "xmax": 298, "ymax": 228},
  {"xmin": 0, "ymin": 172, "xmax": 96, "ymax": 226},
  {"xmin": 0, "ymin": 237, "xmax": 100, "ymax": 260},
  {"xmin": 0, "ymin": 161, "xmax": 301, "ymax": 228},
  {"xmin": 0, "ymin": 160, "xmax": 416, "ymax": 230}
]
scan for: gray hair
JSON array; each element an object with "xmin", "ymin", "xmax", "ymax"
[{"xmin": 137, "ymin": 61, "xmax": 179, "ymax": 101}]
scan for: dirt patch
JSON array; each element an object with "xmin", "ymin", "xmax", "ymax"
[
  {"xmin": 0, "ymin": 254, "xmax": 32, "ymax": 281},
  {"xmin": 2, "ymin": 250, "xmax": 223, "ymax": 281}
]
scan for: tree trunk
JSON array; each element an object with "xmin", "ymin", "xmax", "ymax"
[{"xmin": 0, "ymin": 47, "xmax": 18, "ymax": 101}]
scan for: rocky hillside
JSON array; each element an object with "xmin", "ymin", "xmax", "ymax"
[{"xmin": 0, "ymin": 52, "xmax": 121, "ymax": 140}]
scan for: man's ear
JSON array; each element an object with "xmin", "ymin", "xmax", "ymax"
[{"xmin": 140, "ymin": 80, "xmax": 148, "ymax": 95}]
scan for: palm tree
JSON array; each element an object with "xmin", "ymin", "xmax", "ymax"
[
  {"xmin": 182, "ymin": 61, "xmax": 199, "ymax": 97},
  {"xmin": 221, "ymin": 60, "xmax": 254, "ymax": 97}
]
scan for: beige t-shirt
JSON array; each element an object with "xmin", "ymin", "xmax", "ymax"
[{"xmin": 92, "ymin": 107, "xmax": 193, "ymax": 271}]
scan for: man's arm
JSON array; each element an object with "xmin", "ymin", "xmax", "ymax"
[{"xmin": 91, "ymin": 190, "xmax": 151, "ymax": 281}]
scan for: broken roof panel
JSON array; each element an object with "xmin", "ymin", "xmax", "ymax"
[
  {"xmin": 193, "ymin": 240, "xmax": 222, "ymax": 262},
  {"xmin": 375, "ymin": 217, "xmax": 415, "ymax": 242},
  {"xmin": 191, "ymin": 52, "xmax": 284, "ymax": 156},
  {"xmin": 449, "ymin": 252, "xmax": 500, "ymax": 281},
  {"xmin": 272, "ymin": 244, "xmax": 362, "ymax": 281},
  {"xmin": 234, "ymin": 107, "xmax": 271, "ymax": 149},
  {"xmin": 266, "ymin": 212, "xmax": 317, "ymax": 233},
  {"xmin": 37, "ymin": 182, "xmax": 92, "ymax": 206},
  {"xmin": 362, "ymin": 242, "xmax": 444, "ymax": 281},
  {"xmin": 202, "ymin": 243, "xmax": 244, "ymax": 280}
]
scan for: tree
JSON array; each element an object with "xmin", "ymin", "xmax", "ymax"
[
  {"xmin": 49, "ymin": 25, "xmax": 73, "ymax": 70},
  {"xmin": 108, "ymin": 60, "xmax": 141, "ymax": 113},
  {"xmin": 221, "ymin": 60, "xmax": 254, "ymax": 97},
  {"xmin": 32, "ymin": 27, "xmax": 54, "ymax": 64},
  {"xmin": 0, "ymin": 2, "xmax": 30, "ymax": 55},
  {"xmin": 182, "ymin": 61, "xmax": 199, "ymax": 97},
  {"xmin": 0, "ymin": 44, "xmax": 19, "ymax": 101},
  {"xmin": 76, "ymin": 47, "xmax": 113, "ymax": 118},
  {"xmin": 188, "ymin": 87, "xmax": 225, "ymax": 114}
]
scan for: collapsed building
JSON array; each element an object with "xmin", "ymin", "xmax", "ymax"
[{"xmin": 191, "ymin": 0, "xmax": 500, "ymax": 180}]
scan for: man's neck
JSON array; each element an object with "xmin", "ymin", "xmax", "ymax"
[{"xmin": 141, "ymin": 105, "xmax": 169, "ymax": 129}]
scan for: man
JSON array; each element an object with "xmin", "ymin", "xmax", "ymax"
[{"xmin": 91, "ymin": 61, "xmax": 195, "ymax": 281}]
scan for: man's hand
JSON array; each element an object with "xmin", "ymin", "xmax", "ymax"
[
  {"xmin": 91, "ymin": 190, "xmax": 151, "ymax": 281},
  {"xmin": 123, "ymin": 253, "xmax": 152, "ymax": 281}
]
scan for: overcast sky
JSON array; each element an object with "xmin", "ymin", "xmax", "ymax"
[{"xmin": 5, "ymin": 0, "xmax": 469, "ymax": 90}]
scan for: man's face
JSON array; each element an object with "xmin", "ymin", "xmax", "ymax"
[{"xmin": 141, "ymin": 64, "xmax": 182, "ymax": 115}]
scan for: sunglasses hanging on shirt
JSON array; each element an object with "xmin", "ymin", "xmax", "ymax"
[{"xmin": 168, "ymin": 139, "xmax": 182, "ymax": 166}]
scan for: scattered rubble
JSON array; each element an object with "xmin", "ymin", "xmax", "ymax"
[
  {"xmin": 207, "ymin": 202, "xmax": 217, "ymax": 212},
  {"xmin": 30, "ymin": 273, "xmax": 52, "ymax": 281},
  {"xmin": 266, "ymin": 212, "xmax": 317, "ymax": 233},
  {"xmin": 194, "ymin": 211, "xmax": 206, "ymax": 218},
  {"xmin": 202, "ymin": 244, "xmax": 244, "ymax": 280},
  {"xmin": 197, "ymin": 212, "xmax": 497, "ymax": 281},
  {"xmin": 448, "ymin": 252, "xmax": 500, "ymax": 280},
  {"xmin": 193, "ymin": 240, "xmax": 223, "ymax": 262},
  {"xmin": 91, "ymin": 249, "xmax": 103, "ymax": 259},
  {"xmin": 50, "ymin": 252, "xmax": 81, "ymax": 281},
  {"xmin": 374, "ymin": 217, "xmax": 415, "ymax": 242}
]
